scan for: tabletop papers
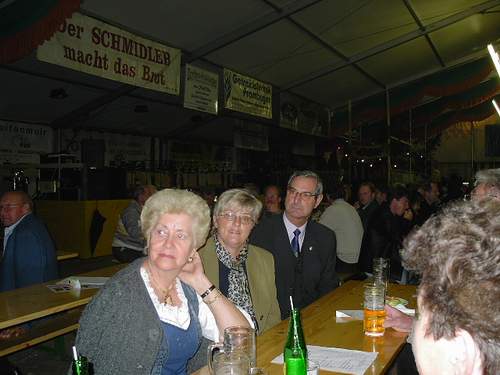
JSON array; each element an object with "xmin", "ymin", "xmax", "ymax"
[
  {"xmin": 336, "ymin": 305, "xmax": 415, "ymax": 322},
  {"xmin": 336, "ymin": 310, "xmax": 364, "ymax": 320},
  {"xmin": 49, "ymin": 276, "xmax": 109, "ymax": 291},
  {"xmin": 272, "ymin": 345, "xmax": 378, "ymax": 375}
]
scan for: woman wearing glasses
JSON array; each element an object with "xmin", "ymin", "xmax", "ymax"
[{"xmin": 199, "ymin": 189, "xmax": 281, "ymax": 333}]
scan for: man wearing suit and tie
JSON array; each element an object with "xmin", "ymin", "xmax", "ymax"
[{"xmin": 251, "ymin": 171, "xmax": 339, "ymax": 319}]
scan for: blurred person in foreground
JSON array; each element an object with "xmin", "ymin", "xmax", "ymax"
[
  {"xmin": 112, "ymin": 184, "xmax": 157, "ymax": 263},
  {"xmin": 74, "ymin": 189, "xmax": 250, "ymax": 375},
  {"xmin": 386, "ymin": 197, "xmax": 500, "ymax": 375},
  {"xmin": 251, "ymin": 170, "xmax": 339, "ymax": 319},
  {"xmin": 199, "ymin": 189, "xmax": 281, "ymax": 333}
]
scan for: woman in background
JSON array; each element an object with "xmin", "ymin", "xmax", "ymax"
[{"xmin": 199, "ymin": 188, "xmax": 281, "ymax": 334}]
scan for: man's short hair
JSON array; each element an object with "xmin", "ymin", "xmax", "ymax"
[
  {"xmin": 287, "ymin": 171, "xmax": 323, "ymax": 195},
  {"xmin": 402, "ymin": 198, "xmax": 500, "ymax": 374},
  {"xmin": 376, "ymin": 184, "xmax": 389, "ymax": 195},
  {"xmin": 388, "ymin": 185, "xmax": 409, "ymax": 202},
  {"xmin": 264, "ymin": 184, "xmax": 281, "ymax": 196},
  {"xmin": 132, "ymin": 185, "xmax": 155, "ymax": 201},
  {"xmin": 359, "ymin": 182, "xmax": 376, "ymax": 194},
  {"xmin": 4, "ymin": 191, "xmax": 33, "ymax": 211},
  {"xmin": 421, "ymin": 181, "xmax": 437, "ymax": 193},
  {"xmin": 327, "ymin": 182, "xmax": 345, "ymax": 200}
]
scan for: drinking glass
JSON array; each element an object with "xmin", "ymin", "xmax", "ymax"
[
  {"xmin": 307, "ymin": 360, "xmax": 319, "ymax": 375},
  {"xmin": 212, "ymin": 352, "xmax": 250, "ymax": 375},
  {"xmin": 248, "ymin": 367, "xmax": 267, "ymax": 375},
  {"xmin": 208, "ymin": 326, "xmax": 256, "ymax": 372},
  {"xmin": 373, "ymin": 258, "xmax": 390, "ymax": 290},
  {"xmin": 363, "ymin": 284, "xmax": 386, "ymax": 337}
]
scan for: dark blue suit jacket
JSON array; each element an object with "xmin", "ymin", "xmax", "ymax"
[
  {"xmin": 250, "ymin": 213, "xmax": 339, "ymax": 319},
  {"xmin": 0, "ymin": 213, "xmax": 58, "ymax": 291}
]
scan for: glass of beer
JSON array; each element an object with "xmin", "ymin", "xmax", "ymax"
[{"xmin": 363, "ymin": 284, "xmax": 386, "ymax": 337}]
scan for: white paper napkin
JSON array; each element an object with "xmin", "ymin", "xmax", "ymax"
[
  {"xmin": 394, "ymin": 304, "xmax": 415, "ymax": 316},
  {"xmin": 336, "ymin": 305, "xmax": 415, "ymax": 322},
  {"xmin": 335, "ymin": 310, "xmax": 364, "ymax": 320}
]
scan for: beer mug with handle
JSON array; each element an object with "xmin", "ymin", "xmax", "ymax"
[
  {"xmin": 208, "ymin": 326, "xmax": 256, "ymax": 373},
  {"xmin": 212, "ymin": 351, "xmax": 250, "ymax": 375}
]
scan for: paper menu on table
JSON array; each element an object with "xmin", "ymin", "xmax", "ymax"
[
  {"xmin": 272, "ymin": 345, "xmax": 378, "ymax": 375},
  {"xmin": 56, "ymin": 276, "xmax": 109, "ymax": 289},
  {"xmin": 336, "ymin": 310, "xmax": 364, "ymax": 320}
]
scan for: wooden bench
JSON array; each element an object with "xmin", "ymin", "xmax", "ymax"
[
  {"xmin": 0, "ymin": 307, "xmax": 83, "ymax": 357},
  {"xmin": 56, "ymin": 251, "xmax": 79, "ymax": 261},
  {"xmin": 0, "ymin": 264, "xmax": 125, "ymax": 357}
]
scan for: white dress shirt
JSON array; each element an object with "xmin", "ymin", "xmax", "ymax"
[{"xmin": 283, "ymin": 213, "xmax": 307, "ymax": 252}]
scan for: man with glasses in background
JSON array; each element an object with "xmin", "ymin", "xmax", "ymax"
[
  {"xmin": 251, "ymin": 170, "xmax": 339, "ymax": 319},
  {"xmin": 0, "ymin": 191, "xmax": 57, "ymax": 293}
]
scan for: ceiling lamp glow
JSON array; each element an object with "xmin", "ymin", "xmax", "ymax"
[
  {"xmin": 488, "ymin": 44, "xmax": 500, "ymax": 78},
  {"xmin": 493, "ymin": 99, "xmax": 500, "ymax": 118}
]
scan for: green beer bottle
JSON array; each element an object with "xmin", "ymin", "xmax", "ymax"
[
  {"xmin": 283, "ymin": 305, "xmax": 307, "ymax": 375},
  {"xmin": 72, "ymin": 346, "xmax": 89, "ymax": 375},
  {"xmin": 72, "ymin": 356, "xmax": 89, "ymax": 375}
]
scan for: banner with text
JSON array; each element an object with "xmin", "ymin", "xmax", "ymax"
[
  {"xmin": 37, "ymin": 13, "xmax": 181, "ymax": 95},
  {"xmin": 184, "ymin": 64, "xmax": 218, "ymax": 114},
  {"xmin": 0, "ymin": 121, "xmax": 53, "ymax": 153},
  {"xmin": 280, "ymin": 92, "xmax": 331, "ymax": 137},
  {"xmin": 224, "ymin": 69, "xmax": 272, "ymax": 119}
]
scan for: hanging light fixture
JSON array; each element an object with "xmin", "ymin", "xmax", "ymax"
[
  {"xmin": 487, "ymin": 44, "xmax": 500, "ymax": 78},
  {"xmin": 493, "ymin": 99, "xmax": 500, "ymax": 118}
]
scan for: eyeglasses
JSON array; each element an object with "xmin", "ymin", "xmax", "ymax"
[
  {"xmin": 287, "ymin": 187, "xmax": 318, "ymax": 200},
  {"xmin": 218, "ymin": 211, "xmax": 254, "ymax": 225},
  {"xmin": 0, "ymin": 204, "xmax": 22, "ymax": 211}
]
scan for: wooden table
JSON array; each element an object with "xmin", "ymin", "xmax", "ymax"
[
  {"xmin": 197, "ymin": 281, "xmax": 416, "ymax": 375},
  {"xmin": 0, "ymin": 264, "xmax": 126, "ymax": 356}
]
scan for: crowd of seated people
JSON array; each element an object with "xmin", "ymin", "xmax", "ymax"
[{"xmin": 2, "ymin": 168, "xmax": 498, "ymax": 375}]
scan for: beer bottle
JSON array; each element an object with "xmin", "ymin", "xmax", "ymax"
[
  {"xmin": 72, "ymin": 346, "xmax": 89, "ymax": 375},
  {"xmin": 72, "ymin": 355, "xmax": 89, "ymax": 375},
  {"xmin": 283, "ymin": 307, "xmax": 307, "ymax": 375}
]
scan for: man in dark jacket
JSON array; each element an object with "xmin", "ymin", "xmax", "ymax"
[
  {"xmin": 355, "ymin": 182, "xmax": 379, "ymax": 230},
  {"xmin": 415, "ymin": 181, "xmax": 440, "ymax": 226},
  {"xmin": 251, "ymin": 171, "xmax": 339, "ymax": 319},
  {"xmin": 358, "ymin": 186, "xmax": 413, "ymax": 280},
  {"xmin": 0, "ymin": 191, "xmax": 57, "ymax": 291}
]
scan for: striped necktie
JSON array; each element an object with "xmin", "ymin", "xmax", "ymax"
[{"xmin": 291, "ymin": 228, "xmax": 301, "ymax": 257}]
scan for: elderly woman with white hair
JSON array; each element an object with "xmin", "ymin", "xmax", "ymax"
[
  {"xmin": 74, "ymin": 189, "xmax": 250, "ymax": 375},
  {"xmin": 388, "ymin": 197, "xmax": 500, "ymax": 375},
  {"xmin": 472, "ymin": 168, "xmax": 500, "ymax": 199},
  {"xmin": 199, "ymin": 188, "xmax": 281, "ymax": 334}
]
